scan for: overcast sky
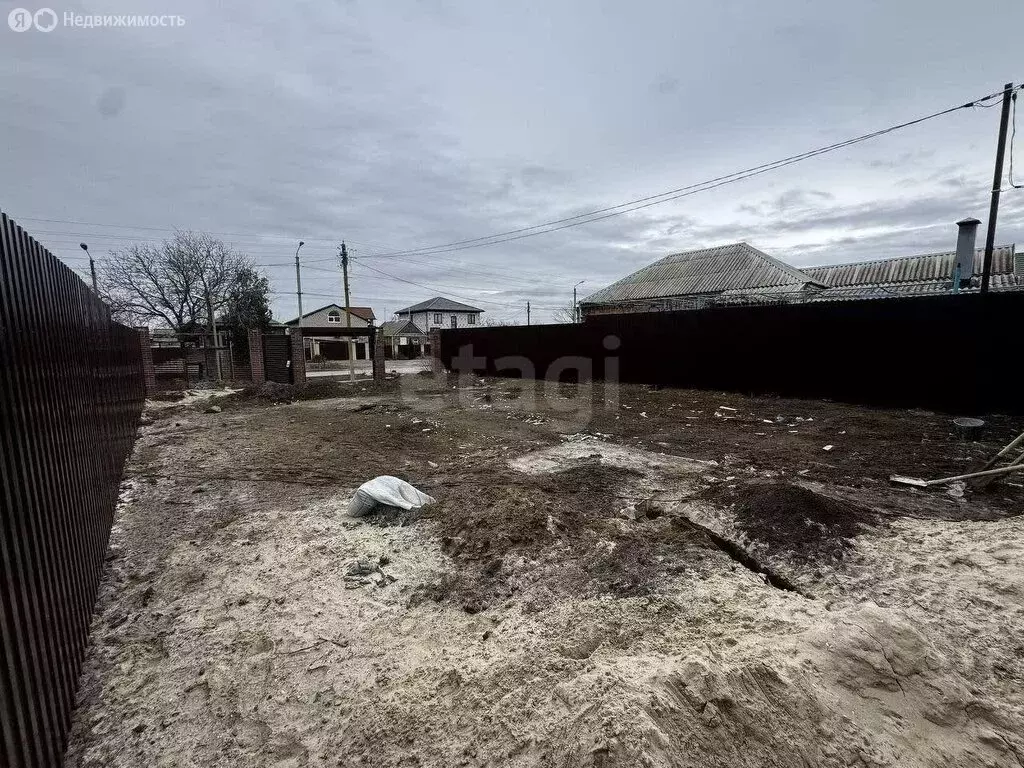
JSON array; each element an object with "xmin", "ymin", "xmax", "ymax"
[{"xmin": 3, "ymin": 0, "xmax": 1024, "ymax": 323}]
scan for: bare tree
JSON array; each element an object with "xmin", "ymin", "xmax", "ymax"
[
  {"xmin": 99, "ymin": 231, "xmax": 249, "ymax": 332},
  {"xmin": 552, "ymin": 304, "xmax": 578, "ymax": 324}
]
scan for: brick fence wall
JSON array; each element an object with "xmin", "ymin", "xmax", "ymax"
[
  {"xmin": 248, "ymin": 330, "xmax": 265, "ymax": 386},
  {"xmin": 137, "ymin": 327, "xmax": 156, "ymax": 395},
  {"xmin": 430, "ymin": 328, "xmax": 443, "ymax": 375},
  {"xmin": 373, "ymin": 328, "xmax": 385, "ymax": 382},
  {"xmin": 290, "ymin": 330, "xmax": 306, "ymax": 384}
]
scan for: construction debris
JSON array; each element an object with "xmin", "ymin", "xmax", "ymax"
[
  {"xmin": 890, "ymin": 463, "xmax": 1024, "ymax": 488},
  {"xmin": 347, "ymin": 476, "xmax": 437, "ymax": 517}
]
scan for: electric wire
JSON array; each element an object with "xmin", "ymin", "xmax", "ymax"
[
  {"xmin": 357, "ymin": 85, "xmax": 1024, "ymax": 259},
  {"xmin": 13, "ymin": 85, "xmax": 1022, "ymax": 266}
]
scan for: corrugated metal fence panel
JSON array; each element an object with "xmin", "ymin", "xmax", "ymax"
[
  {"xmin": 263, "ymin": 335, "xmax": 292, "ymax": 383},
  {"xmin": 437, "ymin": 291, "xmax": 1024, "ymax": 415},
  {"xmin": 0, "ymin": 211, "xmax": 145, "ymax": 768}
]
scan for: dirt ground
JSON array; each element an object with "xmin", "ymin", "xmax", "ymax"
[{"xmin": 64, "ymin": 375, "xmax": 1024, "ymax": 767}]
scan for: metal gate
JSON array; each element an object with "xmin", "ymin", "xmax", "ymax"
[{"xmin": 263, "ymin": 335, "xmax": 292, "ymax": 383}]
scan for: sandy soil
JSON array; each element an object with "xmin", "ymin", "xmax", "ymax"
[
  {"xmin": 306, "ymin": 359, "xmax": 430, "ymax": 378},
  {"xmin": 64, "ymin": 377, "xmax": 1024, "ymax": 767}
]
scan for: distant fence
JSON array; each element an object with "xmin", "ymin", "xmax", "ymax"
[
  {"xmin": 437, "ymin": 291, "xmax": 1024, "ymax": 414},
  {"xmin": 1, "ymin": 212, "xmax": 145, "ymax": 767}
]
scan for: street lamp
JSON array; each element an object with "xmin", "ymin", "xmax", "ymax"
[
  {"xmin": 294, "ymin": 241, "xmax": 305, "ymax": 329},
  {"xmin": 573, "ymin": 280, "xmax": 586, "ymax": 323},
  {"xmin": 80, "ymin": 242, "xmax": 97, "ymax": 293}
]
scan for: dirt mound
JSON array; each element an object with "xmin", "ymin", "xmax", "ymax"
[
  {"xmin": 236, "ymin": 380, "xmax": 300, "ymax": 402},
  {"xmin": 417, "ymin": 464, "xmax": 715, "ymax": 611},
  {"xmin": 730, "ymin": 482, "xmax": 876, "ymax": 561},
  {"xmin": 235, "ymin": 378, "xmax": 404, "ymax": 404},
  {"xmin": 294, "ymin": 378, "xmax": 403, "ymax": 400},
  {"xmin": 429, "ymin": 464, "xmax": 642, "ymax": 547}
]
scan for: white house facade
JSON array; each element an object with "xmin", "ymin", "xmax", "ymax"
[{"xmin": 394, "ymin": 297, "xmax": 483, "ymax": 331}]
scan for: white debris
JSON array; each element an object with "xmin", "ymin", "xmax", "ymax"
[{"xmin": 347, "ymin": 476, "xmax": 436, "ymax": 518}]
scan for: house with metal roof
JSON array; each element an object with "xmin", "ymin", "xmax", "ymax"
[
  {"xmin": 283, "ymin": 303, "xmax": 376, "ymax": 328},
  {"xmin": 579, "ymin": 243, "xmax": 828, "ymax": 315},
  {"xmin": 394, "ymin": 297, "xmax": 484, "ymax": 330},
  {"xmin": 580, "ymin": 230, "xmax": 1022, "ymax": 317},
  {"xmin": 282, "ymin": 303, "xmax": 377, "ymax": 361},
  {"xmin": 803, "ymin": 244, "xmax": 1019, "ymax": 300},
  {"xmin": 381, "ymin": 318, "xmax": 428, "ymax": 358}
]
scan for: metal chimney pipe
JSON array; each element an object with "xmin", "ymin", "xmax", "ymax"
[{"xmin": 954, "ymin": 217, "xmax": 981, "ymax": 290}]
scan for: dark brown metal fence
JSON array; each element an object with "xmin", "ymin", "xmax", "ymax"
[
  {"xmin": 263, "ymin": 335, "xmax": 292, "ymax": 383},
  {"xmin": 438, "ymin": 291, "xmax": 1024, "ymax": 415},
  {"xmin": 1, "ymin": 211, "xmax": 145, "ymax": 768}
]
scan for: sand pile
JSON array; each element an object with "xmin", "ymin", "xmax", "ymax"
[{"xmin": 550, "ymin": 603, "xmax": 1024, "ymax": 767}]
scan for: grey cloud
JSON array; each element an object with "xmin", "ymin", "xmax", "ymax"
[{"xmin": 2, "ymin": 0, "xmax": 1023, "ymax": 323}]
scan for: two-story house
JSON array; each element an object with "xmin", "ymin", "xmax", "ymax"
[
  {"xmin": 394, "ymin": 297, "xmax": 484, "ymax": 331},
  {"xmin": 283, "ymin": 303, "xmax": 376, "ymax": 360}
]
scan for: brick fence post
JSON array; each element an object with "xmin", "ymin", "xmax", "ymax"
[
  {"xmin": 373, "ymin": 327, "xmax": 385, "ymax": 382},
  {"xmin": 137, "ymin": 327, "xmax": 156, "ymax": 395},
  {"xmin": 248, "ymin": 329, "xmax": 265, "ymax": 386},
  {"xmin": 429, "ymin": 328, "xmax": 443, "ymax": 375},
  {"xmin": 290, "ymin": 329, "xmax": 306, "ymax": 385}
]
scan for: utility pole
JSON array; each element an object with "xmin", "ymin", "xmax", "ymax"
[
  {"xmin": 981, "ymin": 82, "xmax": 1014, "ymax": 294},
  {"xmin": 573, "ymin": 280, "xmax": 586, "ymax": 323},
  {"xmin": 340, "ymin": 241, "xmax": 356, "ymax": 382},
  {"xmin": 294, "ymin": 240, "xmax": 306, "ymax": 372},
  {"xmin": 205, "ymin": 288, "xmax": 222, "ymax": 381},
  {"xmin": 294, "ymin": 241, "xmax": 305, "ymax": 325},
  {"xmin": 526, "ymin": 301, "xmax": 531, "ymax": 326},
  {"xmin": 79, "ymin": 242, "xmax": 97, "ymax": 292}
]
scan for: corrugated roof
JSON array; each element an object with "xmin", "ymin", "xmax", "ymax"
[
  {"xmin": 809, "ymin": 272, "xmax": 1024, "ymax": 301},
  {"xmin": 381, "ymin": 319, "xmax": 425, "ymax": 336},
  {"xmin": 395, "ymin": 297, "xmax": 484, "ymax": 314},
  {"xmin": 284, "ymin": 303, "xmax": 375, "ymax": 324},
  {"xmin": 803, "ymin": 245, "xmax": 1016, "ymax": 288},
  {"xmin": 580, "ymin": 243, "xmax": 822, "ymax": 305}
]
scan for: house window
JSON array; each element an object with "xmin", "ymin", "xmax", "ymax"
[
  {"xmin": 433, "ymin": 313, "xmax": 442, "ymax": 323},
  {"xmin": 327, "ymin": 310, "xmax": 342, "ymax": 324},
  {"xmin": 467, "ymin": 313, "xmax": 477, "ymax": 325}
]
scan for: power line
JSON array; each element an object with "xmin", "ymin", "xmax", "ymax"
[
  {"xmin": 29, "ymin": 232, "xmax": 342, "ymax": 256},
  {"xmin": 8, "ymin": 216, "xmax": 395, "ymax": 251},
  {"xmin": 16, "ymin": 86, "xmax": 1021, "ymax": 270},
  {"xmin": 346, "ymin": 268, "xmax": 528, "ymax": 296},
  {"xmin": 356, "ymin": 261, "xmax": 520, "ymax": 308},
  {"xmin": 299, "ymin": 261, "xmax": 527, "ymax": 293},
  {"xmin": 1010, "ymin": 90, "xmax": 1023, "ymax": 190},
  {"xmin": 357, "ymin": 84, "xmax": 1024, "ymax": 259},
  {"xmin": 13, "ymin": 83, "xmax": 1024, "ymax": 276},
  {"xmin": 351, "ymin": 252, "xmax": 544, "ymax": 286}
]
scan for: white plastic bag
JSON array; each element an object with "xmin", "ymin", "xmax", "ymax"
[{"xmin": 347, "ymin": 476, "xmax": 436, "ymax": 517}]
